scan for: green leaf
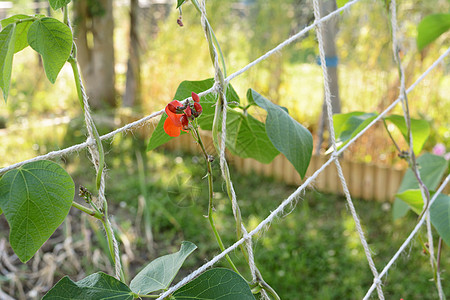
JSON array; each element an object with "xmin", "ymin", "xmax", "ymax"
[
  {"xmin": 225, "ymin": 109, "xmax": 279, "ymax": 164},
  {"xmin": 333, "ymin": 112, "xmax": 378, "ymax": 149},
  {"xmin": 430, "ymin": 194, "xmax": 450, "ymax": 246},
  {"xmin": 27, "ymin": 17, "xmax": 73, "ymax": 83},
  {"xmin": 130, "ymin": 241, "xmax": 197, "ymax": 295},
  {"xmin": 176, "ymin": 0, "xmax": 187, "ymax": 9},
  {"xmin": 396, "ymin": 190, "xmax": 450, "ymax": 246},
  {"xmin": 0, "ymin": 160, "xmax": 74, "ymax": 262},
  {"xmin": 417, "ymin": 13, "xmax": 450, "ymax": 51},
  {"xmin": 395, "ymin": 189, "xmax": 425, "ymax": 215},
  {"xmin": 393, "ymin": 153, "xmax": 448, "ymax": 220},
  {"xmin": 173, "ymin": 268, "xmax": 255, "ymax": 300},
  {"xmin": 48, "ymin": 0, "xmax": 72, "ymax": 10},
  {"xmin": 248, "ymin": 89, "xmax": 313, "ymax": 178},
  {"xmin": 0, "ymin": 23, "xmax": 16, "ymax": 102},
  {"xmin": 336, "ymin": 0, "xmax": 349, "ymax": 8},
  {"xmin": 147, "ymin": 78, "xmax": 239, "ymax": 151},
  {"xmin": 384, "ymin": 115, "xmax": 430, "ymax": 154},
  {"xmin": 43, "ymin": 272, "xmax": 133, "ymax": 299},
  {"xmin": 1, "ymin": 14, "xmax": 35, "ymax": 53}
]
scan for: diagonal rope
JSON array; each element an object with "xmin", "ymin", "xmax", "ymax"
[
  {"xmin": 0, "ymin": 0, "xmax": 363, "ymax": 176},
  {"xmin": 364, "ymin": 174, "xmax": 450, "ymax": 299},
  {"xmin": 197, "ymin": 0, "xmax": 260, "ymax": 287},
  {"xmin": 312, "ymin": 0, "xmax": 384, "ymax": 298},
  {"xmin": 76, "ymin": 68, "xmax": 123, "ymax": 280},
  {"xmin": 0, "ymin": 1, "xmax": 448, "ymax": 297},
  {"xmin": 156, "ymin": 46, "xmax": 450, "ymax": 300}
]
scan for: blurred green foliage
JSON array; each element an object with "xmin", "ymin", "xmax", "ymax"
[
  {"xmin": 2, "ymin": 0, "xmax": 449, "ymax": 160},
  {"xmin": 69, "ymin": 134, "xmax": 450, "ymax": 299}
]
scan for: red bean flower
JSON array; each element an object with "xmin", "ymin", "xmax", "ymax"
[
  {"xmin": 164, "ymin": 100, "xmax": 188, "ymax": 137},
  {"xmin": 163, "ymin": 94, "xmax": 203, "ymax": 137}
]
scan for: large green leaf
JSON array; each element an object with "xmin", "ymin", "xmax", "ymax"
[
  {"xmin": 147, "ymin": 78, "xmax": 239, "ymax": 151},
  {"xmin": 396, "ymin": 190, "xmax": 450, "ymax": 246},
  {"xmin": 225, "ymin": 109, "xmax": 279, "ymax": 164},
  {"xmin": 130, "ymin": 241, "xmax": 197, "ymax": 295},
  {"xmin": 0, "ymin": 160, "xmax": 74, "ymax": 262},
  {"xmin": 248, "ymin": 89, "xmax": 313, "ymax": 178},
  {"xmin": 173, "ymin": 268, "xmax": 255, "ymax": 300},
  {"xmin": 48, "ymin": 0, "xmax": 72, "ymax": 10},
  {"xmin": 395, "ymin": 189, "xmax": 425, "ymax": 215},
  {"xmin": 384, "ymin": 115, "xmax": 430, "ymax": 154},
  {"xmin": 27, "ymin": 17, "xmax": 73, "ymax": 83},
  {"xmin": 1, "ymin": 14, "xmax": 34, "ymax": 53},
  {"xmin": 0, "ymin": 23, "xmax": 16, "ymax": 102},
  {"xmin": 430, "ymin": 194, "xmax": 450, "ymax": 246},
  {"xmin": 43, "ymin": 272, "xmax": 133, "ymax": 299},
  {"xmin": 333, "ymin": 112, "xmax": 378, "ymax": 149},
  {"xmin": 417, "ymin": 13, "xmax": 450, "ymax": 51},
  {"xmin": 393, "ymin": 153, "xmax": 448, "ymax": 220}
]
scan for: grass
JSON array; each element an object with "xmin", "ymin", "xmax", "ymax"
[
  {"xmin": 0, "ymin": 121, "xmax": 448, "ymax": 298},
  {"xmin": 64, "ymin": 131, "xmax": 449, "ymax": 300}
]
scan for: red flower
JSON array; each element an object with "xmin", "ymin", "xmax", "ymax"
[{"xmin": 164, "ymin": 100, "xmax": 188, "ymax": 137}]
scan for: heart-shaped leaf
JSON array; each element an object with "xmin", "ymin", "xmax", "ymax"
[
  {"xmin": 48, "ymin": 0, "xmax": 72, "ymax": 10},
  {"xmin": 43, "ymin": 272, "xmax": 133, "ymax": 299},
  {"xmin": 130, "ymin": 241, "xmax": 197, "ymax": 295},
  {"xmin": 173, "ymin": 268, "xmax": 255, "ymax": 300},
  {"xmin": 248, "ymin": 89, "xmax": 313, "ymax": 178},
  {"xmin": 333, "ymin": 112, "xmax": 378, "ymax": 149},
  {"xmin": 0, "ymin": 23, "xmax": 16, "ymax": 102},
  {"xmin": 0, "ymin": 160, "xmax": 74, "ymax": 262},
  {"xmin": 430, "ymin": 194, "xmax": 450, "ymax": 246},
  {"xmin": 393, "ymin": 153, "xmax": 448, "ymax": 220},
  {"xmin": 395, "ymin": 189, "xmax": 425, "ymax": 215},
  {"xmin": 1, "ymin": 14, "xmax": 35, "ymax": 53},
  {"xmin": 395, "ymin": 190, "xmax": 450, "ymax": 246},
  {"xmin": 225, "ymin": 109, "xmax": 279, "ymax": 163},
  {"xmin": 384, "ymin": 114, "xmax": 430, "ymax": 154},
  {"xmin": 417, "ymin": 13, "xmax": 450, "ymax": 51},
  {"xmin": 27, "ymin": 17, "xmax": 73, "ymax": 83}
]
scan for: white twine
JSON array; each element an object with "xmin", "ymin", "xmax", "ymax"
[
  {"xmin": 198, "ymin": 0, "xmax": 260, "ymax": 288},
  {"xmin": 364, "ymin": 174, "xmax": 450, "ymax": 299},
  {"xmin": 0, "ymin": 0, "xmax": 448, "ymax": 295},
  {"xmin": 390, "ymin": 1, "xmax": 444, "ymax": 298},
  {"xmin": 0, "ymin": 0, "xmax": 370, "ymax": 176},
  {"xmin": 312, "ymin": 0, "xmax": 384, "ymax": 298},
  {"xmin": 158, "ymin": 7, "xmax": 449, "ymax": 300},
  {"xmin": 225, "ymin": 0, "xmax": 362, "ymax": 84},
  {"xmin": 76, "ymin": 69, "xmax": 123, "ymax": 280}
]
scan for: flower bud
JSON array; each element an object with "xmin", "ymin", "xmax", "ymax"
[
  {"xmin": 193, "ymin": 102, "xmax": 203, "ymax": 117},
  {"xmin": 192, "ymin": 92, "xmax": 200, "ymax": 103},
  {"xmin": 185, "ymin": 106, "xmax": 192, "ymax": 118}
]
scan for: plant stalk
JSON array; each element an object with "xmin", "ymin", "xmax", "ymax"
[{"xmin": 192, "ymin": 127, "xmax": 240, "ymax": 275}]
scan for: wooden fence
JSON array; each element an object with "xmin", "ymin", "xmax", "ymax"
[
  {"xmin": 161, "ymin": 131, "xmax": 410, "ymax": 202},
  {"xmin": 120, "ymin": 112, "xmax": 449, "ymax": 202}
]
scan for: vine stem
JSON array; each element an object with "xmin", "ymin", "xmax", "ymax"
[
  {"xmin": 389, "ymin": 1, "xmax": 443, "ymax": 298},
  {"xmin": 64, "ymin": 5, "xmax": 124, "ymax": 282},
  {"xmin": 191, "ymin": 126, "xmax": 241, "ymax": 276},
  {"xmin": 72, "ymin": 201, "xmax": 103, "ymax": 219},
  {"xmin": 188, "ymin": 1, "xmax": 279, "ymax": 299}
]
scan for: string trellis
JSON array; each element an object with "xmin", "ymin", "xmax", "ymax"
[{"xmin": 0, "ymin": 0, "xmax": 449, "ymax": 298}]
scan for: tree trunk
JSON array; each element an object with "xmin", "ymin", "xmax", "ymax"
[
  {"xmin": 315, "ymin": 0, "xmax": 341, "ymax": 154},
  {"xmin": 123, "ymin": 0, "xmax": 141, "ymax": 108},
  {"xmin": 73, "ymin": 0, "xmax": 116, "ymax": 110}
]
